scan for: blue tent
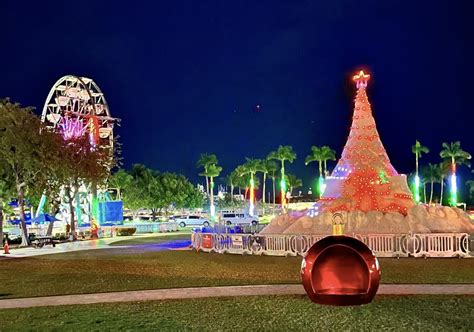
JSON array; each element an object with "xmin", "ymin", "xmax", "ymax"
[
  {"xmin": 8, "ymin": 212, "xmax": 32, "ymax": 225},
  {"xmin": 30, "ymin": 213, "xmax": 59, "ymax": 224}
]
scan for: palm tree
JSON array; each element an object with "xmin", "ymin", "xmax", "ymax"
[
  {"xmin": 438, "ymin": 161, "xmax": 450, "ymax": 205},
  {"xmin": 321, "ymin": 146, "xmax": 336, "ymax": 176},
  {"xmin": 266, "ymin": 160, "xmax": 278, "ymax": 205},
  {"xmin": 200, "ymin": 163, "xmax": 222, "ymax": 220},
  {"xmin": 285, "ymin": 174, "xmax": 303, "ymax": 201},
  {"xmin": 234, "ymin": 165, "xmax": 247, "ymax": 197},
  {"xmin": 440, "ymin": 142, "xmax": 472, "ymax": 206},
  {"xmin": 239, "ymin": 158, "xmax": 261, "ymax": 216},
  {"xmin": 226, "ymin": 171, "xmax": 239, "ymax": 203},
  {"xmin": 258, "ymin": 159, "xmax": 274, "ymax": 204},
  {"xmin": 196, "ymin": 153, "xmax": 217, "ymax": 195},
  {"xmin": 420, "ymin": 166, "xmax": 430, "ymax": 204},
  {"xmin": 305, "ymin": 146, "xmax": 324, "ymax": 198},
  {"xmin": 268, "ymin": 146, "xmax": 296, "ymax": 209},
  {"xmin": 411, "ymin": 140, "xmax": 429, "ymax": 203},
  {"xmin": 426, "ymin": 163, "xmax": 440, "ymax": 204}
]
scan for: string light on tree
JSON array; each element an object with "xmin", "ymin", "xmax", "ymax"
[{"xmin": 249, "ymin": 177, "xmax": 255, "ymax": 216}]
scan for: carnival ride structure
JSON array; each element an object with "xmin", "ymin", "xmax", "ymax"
[{"xmin": 40, "ymin": 75, "xmax": 119, "ymax": 228}]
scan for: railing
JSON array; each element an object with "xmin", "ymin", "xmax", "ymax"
[
  {"xmin": 354, "ymin": 234, "xmax": 409, "ymax": 258},
  {"xmin": 411, "ymin": 233, "xmax": 471, "ymax": 258},
  {"xmin": 191, "ymin": 232, "xmax": 471, "ymax": 258},
  {"xmin": 129, "ymin": 222, "xmax": 179, "ymax": 234}
]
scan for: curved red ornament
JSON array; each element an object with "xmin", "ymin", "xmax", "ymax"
[{"xmin": 301, "ymin": 235, "xmax": 381, "ymax": 306}]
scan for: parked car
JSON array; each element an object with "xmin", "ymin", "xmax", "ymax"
[
  {"xmin": 220, "ymin": 212, "xmax": 259, "ymax": 226},
  {"xmin": 175, "ymin": 215, "xmax": 210, "ymax": 227}
]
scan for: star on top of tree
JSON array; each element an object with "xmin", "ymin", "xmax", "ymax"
[{"xmin": 353, "ymin": 70, "xmax": 370, "ymax": 89}]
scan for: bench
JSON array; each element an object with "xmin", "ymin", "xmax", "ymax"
[{"xmin": 32, "ymin": 236, "xmax": 57, "ymax": 248}]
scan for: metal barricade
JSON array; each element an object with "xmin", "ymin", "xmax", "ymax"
[
  {"xmin": 411, "ymin": 233, "xmax": 470, "ymax": 258},
  {"xmin": 190, "ymin": 231, "xmax": 471, "ymax": 258}
]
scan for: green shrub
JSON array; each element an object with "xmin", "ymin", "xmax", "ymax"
[{"xmin": 116, "ymin": 227, "xmax": 136, "ymax": 236}]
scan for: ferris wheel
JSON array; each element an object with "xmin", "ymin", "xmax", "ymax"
[{"xmin": 41, "ymin": 75, "xmax": 116, "ymax": 148}]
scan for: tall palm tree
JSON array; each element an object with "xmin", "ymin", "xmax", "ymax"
[
  {"xmin": 305, "ymin": 146, "xmax": 324, "ymax": 198},
  {"xmin": 266, "ymin": 160, "xmax": 278, "ymax": 205},
  {"xmin": 239, "ymin": 158, "xmax": 261, "ymax": 216},
  {"xmin": 438, "ymin": 161, "xmax": 450, "ymax": 205},
  {"xmin": 426, "ymin": 163, "xmax": 440, "ymax": 204},
  {"xmin": 420, "ymin": 166, "xmax": 430, "ymax": 204},
  {"xmin": 268, "ymin": 146, "xmax": 296, "ymax": 210},
  {"xmin": 226, "ymin": 171, "xmax": 239, "ymax": 203},
  {"xmin": 321, "ymin": 146, "xmax": 336, "ymax": 176},
  {"xmin": 258, "ymin": 159, "xmax": 274, "ymax": 204},
  {"xmin": 440, "ymin": 141, "xmax": 471, "ymax": 206},
  {"xmin": 196, "ymin": 153, "xmax": 217, "ymax": 195},
  {"xmin": 234, "ymin": 165, "xmax": 247, "ymax": 197},
  {"xmin": 411, "ymin": 140, "xmax": 429, "ymax": 203},
  {"xmin": 285, "ymin": 174, "xmax": 303, "ymax": 201},
  {"xmin": 200, "ymin": 163, "xmax": 222, "ymax": 220}
]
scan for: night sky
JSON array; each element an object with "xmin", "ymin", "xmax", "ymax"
[{"xmin": 2, "ymin": 1, "xmax": 473, "ymax": 192}]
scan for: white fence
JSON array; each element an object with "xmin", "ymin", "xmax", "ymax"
[
  {"xmin": 411, "ymin": 233, "xmax": 470, "ymax": 258},
  {"xmin": 191, "ymin": 232, "xmax": 471, "ymax": 258}
]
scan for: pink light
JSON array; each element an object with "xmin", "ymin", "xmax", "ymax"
[{"xmin": 59, "ymin": 116, "xmax": 88, "ymax": 140}]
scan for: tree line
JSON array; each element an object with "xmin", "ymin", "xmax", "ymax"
[
  {"xmin": 109, "ymin": 164, "xmax": 204, "ymax": 220},
  {"xmin": 196, "ymin": 145, "xmax": 338, "ymax": 210},
  {"xmin": 412, "ymin": 140, "xmax": 472, "ymax": 206},
  {"xmin": 197, "ymin": 140, "xmax": 473, "ymax": 209}
]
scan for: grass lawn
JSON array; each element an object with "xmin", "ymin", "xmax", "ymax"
[
  {"xmin": 0, "ymin": 295, "xmax": 472, "ymax": 330},
  {"xmin": 109, "ymin": 233, "xmax": 191, "ymax": 246},
  {"xmin": 0, "ymin": 245, "xmax": 473, "ymax": 299}
]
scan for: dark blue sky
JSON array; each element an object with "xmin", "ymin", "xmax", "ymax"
[{"xmin": 2, "ymin": 0, "xmax": 473, "ymax": 191}]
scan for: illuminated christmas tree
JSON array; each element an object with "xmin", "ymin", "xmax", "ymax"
[{"xmin": 319, "ymin": 70, "xmax": 414, "ymax": 215}]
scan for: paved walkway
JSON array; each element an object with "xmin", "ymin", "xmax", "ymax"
[
  {"xmin": 0, "ymin": 284, "xmax": 473, "ymax": 309},
  {"xmin": 0, "ymin": 233, "xmax": 188, "ymax": 258}
]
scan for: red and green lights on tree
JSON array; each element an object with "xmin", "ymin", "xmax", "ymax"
[
  {"xmin": 249, "ymin": 176, "xmax": 255, "ymax": 216},
  {"xmin": 449, "ymin": 164, "xmax": 457, "ymax": 207},
  {"xmin": 280, "ymin": 176, "xmax": 287, "ymax": 208}
]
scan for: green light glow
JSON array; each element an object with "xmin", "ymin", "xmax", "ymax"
[
  {"xmin": 413, "ymin": 175, "xmax": 420, "ymax": 203},
  {"xmin": 318, "ymin": 176, "xmax": 325, "ymax": 195},
  {"xmin": 450, "ymin": 174, "xmax": 457, "ymax": 206},
  {"xmin": 379, "ymin": 170, "xmax": 389, "ymax": 184}
]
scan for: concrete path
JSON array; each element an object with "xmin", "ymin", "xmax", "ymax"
[
  {"xmin": 0, "ymin": 233, "xmax": 190, "ymax": 258},
  {"xmin": 0, "ymin": 284, "xmax": 473, "ymax": 309}
]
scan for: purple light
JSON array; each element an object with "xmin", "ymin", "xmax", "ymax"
[{"xmin": 59, "ymin": 116, "xmax": 88, "ymax": 140}]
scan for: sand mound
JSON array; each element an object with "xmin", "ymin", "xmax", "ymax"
[{"xmin": 261, "ymin": 205, "xmax": 474, "ymax": 235}]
